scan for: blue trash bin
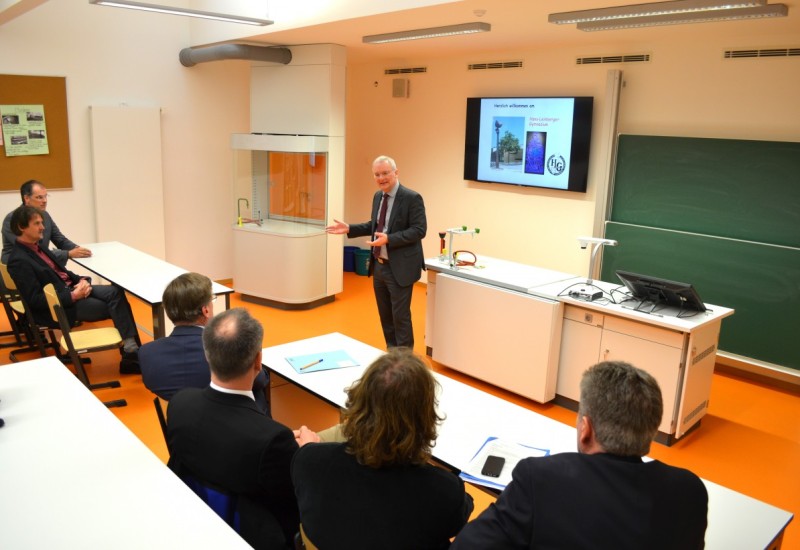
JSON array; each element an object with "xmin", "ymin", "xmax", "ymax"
[
  {"xmin": 353, "ymin": 249, "xmax": 371, "ymax": 276},
  {"xmin": 343, "ymin": 246, "xmax": 358, "ymax": 272}
]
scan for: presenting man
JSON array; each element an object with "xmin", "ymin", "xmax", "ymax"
[
  {"xmin": 167, "ymin": 308, "xmax": 318, "ymax": 549},
  {"xmin": 7, "ymin": 205, "xmax": 140, "ymax": 373},
  {"xmin": 326, "ymin": 155, "xmax": 427, "ymax": 349},
  {"xmin": 139, "ymin": 272, "xmax": 270, "ymax": 414},
  {"xmin": 2, "ymin": 180, "xmax": 92, "ymax": 266},
  {"xmin": 452, "ymin": 361, "xmax": 708, "ymax": 550}
]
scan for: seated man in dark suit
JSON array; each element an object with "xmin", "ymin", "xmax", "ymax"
[
  {"xmin": 139, "ymin": 272, "xmax": 270, "ymax": 414},
  {"xmin": 7, "ymin": 205, "xmax": 140, "ymax": 373},
  {"xmin": 452, "ymin": 360, "xmax": 708, "ymax": 550},
  {"xmin": 2, "ymin": 180, "xmax": 92, "ymax": 266},
  {"xmin": 167, "ymin": 308, "xmax": 318, "ymax": 550}
]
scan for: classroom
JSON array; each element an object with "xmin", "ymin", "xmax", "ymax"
[{"xmin": 0, "ymin": 0, "xmax": 798, "ymax": 548}]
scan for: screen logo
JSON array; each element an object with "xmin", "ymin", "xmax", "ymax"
[{"xmin": 547, "ymin": 154, "xmax": 566, "ymax": 176}]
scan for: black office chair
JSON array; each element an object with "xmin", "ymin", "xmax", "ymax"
[{"xmin": 180, "ymin": 473, "xmax": 241, "ymax": 532}]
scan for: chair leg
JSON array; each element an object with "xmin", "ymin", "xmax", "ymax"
[
  {"xmin": 0, "ymin": 303, "xmax": 25, "ymax": 348},
  {"xmin": 9, "ymin": 326, "xmax": 55, "ymax": 362},
  {"xmin": 65, "ymin": 348, "xmax": 126, "ymax": 407}
]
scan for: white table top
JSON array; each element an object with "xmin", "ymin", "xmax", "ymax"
[
  {"xmin": 426, "ymin": 255, "xmax": 576, "ymax": 294},
  {"xmin": 427, "ymin": 256, "xmax": 735, "ymax": 333},
  {"xmin": 72, "ymin": 241, "xmax": 232, "ymax": 305},
  {"xmin": 0, "ymin": 357, "xmax": 250, "ymax": 549},
  {"xmin": 262, "ymin": 332, "xmax": 793, "ymax": 550}
]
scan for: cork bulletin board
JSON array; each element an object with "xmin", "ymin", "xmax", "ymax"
[{"xmin": 0, "ymin": 74, "xmax": 72, "ymax": 192}]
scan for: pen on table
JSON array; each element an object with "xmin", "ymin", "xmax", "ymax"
[{"xmin": 300, "ymin": 358, "xmax": 323, "ymax": 370}]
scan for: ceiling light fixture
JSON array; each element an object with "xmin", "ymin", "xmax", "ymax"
[
  {"xmin": 88, "ymin": 0, "xmax": 273, "ymax": 26},
  {"xmin": 363, "ymin": 22, "xmax": 491, "ymax": 44},
  {"xmin": 549, "ymin": 0, "xmax": 765, "ymax": 24},
  {"xmin": 576, "ymin": 3, "xmax": 787, "ymax": 30}
]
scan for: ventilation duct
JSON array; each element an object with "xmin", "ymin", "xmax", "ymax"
[{"xmin": 179, "ymin": 44, "xmax": 292, "ymax": 67}]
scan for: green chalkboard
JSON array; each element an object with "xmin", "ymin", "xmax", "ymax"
[
  {"xmin": 601, "ymin": 223, "xmax": 800, "ymax": 369},
  {"xmin": 603, "ymin": 134, "xmax": 800, "ymax": 371},
  {"xmin": 611, "ymin": 135, "xmax": 800, "ymax": 247}
]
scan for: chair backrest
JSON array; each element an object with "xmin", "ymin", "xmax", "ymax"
[
  {"xmin": 181, "ymin": 473, "xmax": 240, "ymax": 532},
  {"xmin": 43, "ymin": 283, "xmax": 69, "ymax": 331},
  {"xmin": 300, "ymin": 524, "xmax": 319, "ymax": 550},
  {"xmin": 0, "ymin": 262, "xmax": 17, "ymax": 291},
  {"xmin": 153, "ymin": 396, "xmax": 169, "ymax": 444}
]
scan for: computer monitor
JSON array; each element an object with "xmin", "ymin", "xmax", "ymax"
[{"xmin": 615, "ymin": 270, "xmax": 707, "ymax": 313}]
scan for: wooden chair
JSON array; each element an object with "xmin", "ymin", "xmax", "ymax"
[
  {"xmin": 0, "ymin": 270, "xmax": 27, "ymax": 349},
  {"xmin": 0, "ymin": 262, "xmax": 55, "ymax": 362},
  {"xmin": 42, "ymin": 283, "xmax": 127, "ymax": 407},
  {"xmin": 299, "ymin": 524, "xmax": 318, "ymax": 550}
]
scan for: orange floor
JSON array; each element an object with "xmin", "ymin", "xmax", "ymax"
[{"xmin": 2, "ymin": 272, "xmax": 798, "ymax": 547}]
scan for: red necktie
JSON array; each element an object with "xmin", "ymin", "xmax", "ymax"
[{"xmin": 374, "ymin": 193, "xmax": 389, "ymax": 259}]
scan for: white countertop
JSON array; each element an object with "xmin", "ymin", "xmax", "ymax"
[
  {"xmin": 428, "ymin": 256, "xmax": 734, "ymax": 333},
  {"xmin": 233, "ymin": 219, "xmax": 326, "ymax": 237},
  {"xmin": 426, "ymin": 255, "xmax": 576, "ymax": 295}
]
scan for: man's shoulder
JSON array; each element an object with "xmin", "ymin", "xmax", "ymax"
[
  {"xmin": 138, "ymin": 335, "xmax": 181, "ymax": 362},
  {"xmin": 645, "ymin": 458, "xmax": 706, "ymax": 488},
  {"xmin": 7, "ymin": 241, "xmax": 32, "ymax": 262},
  {"xmin": 396, "ymin": 183, "xmax": 421, "ymax": 198}
]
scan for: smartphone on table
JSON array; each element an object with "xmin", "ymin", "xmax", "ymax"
[{"xmin": 481, "ymin": 455, "xmax": 505, "ymax": 478}]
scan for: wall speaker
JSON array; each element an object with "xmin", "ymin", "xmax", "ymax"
[{"xmin": 392, "ymin": 78, "xmax": 409, "ymax": 98}]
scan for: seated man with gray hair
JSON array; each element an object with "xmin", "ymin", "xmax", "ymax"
[
  {"xmin": 167, "ymin": 308, "xmax": 317, "ymax": 549},
  {"xmin": 139, "ymin": 272, "xmax": 270, "ymax": 414},
  {"xmin": 452, "ymin": 360, "xmax": 708, "ymax": 550}
]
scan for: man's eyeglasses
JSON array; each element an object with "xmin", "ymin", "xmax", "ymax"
[{"xmin": 30, "ymin": 194, "xmax": 49, "ymax": 200}]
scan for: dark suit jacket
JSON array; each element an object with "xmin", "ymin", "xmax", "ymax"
[
  {"xmin": 2, "ymin": 209, "xmax": 77, "ymax": 266},
  {"xmin": 451, "ymin": 452, "xmax": 708, "ymax": 550},
  {"xmin": 140, "ymin": 325, "xmax": 211, "ymax": 400},
  {"xmin": 347, "ymin": 183, "xmax": 427, "ymax": 287},
  {"xmin": 7, "ymin": 240, "xmax": 84, "ymax": 327},
  {"xmin": 167, "ymin": 387, "xmax": 299, "ymax": 549},
  {"xmin": 139, "ymin": 324, "xmax": 270, "ymax": 413},
  {"xmin": 292, "ymin": 442, "xmax": 473, "ymax": 550}
]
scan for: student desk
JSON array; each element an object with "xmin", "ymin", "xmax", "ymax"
[
  {"xmin": 0, "ymin": 357, "xmax": 250, "ymax": 549},
  {"xmin": 72, "ymin": 241, "xmax": 232, "ymax": 339},
  {"xmin": 262, "ymin": 332, "xmax": 793, "ymax": 550}
]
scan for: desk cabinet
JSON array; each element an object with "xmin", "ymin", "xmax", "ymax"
[
  {"xmin": 425, "ymin": 256, "xmax": 732, "ymax": 444},
  {"xmin": 429, "ymin": 272, "xmax": 563, "ymax": 403},
  {"xmin": 557, "ymin": 304, "xmax": 718, "ymax": 440},
  {"xmin": 232, "ymin": 223, "xmax": 334, "ymax": 308}
]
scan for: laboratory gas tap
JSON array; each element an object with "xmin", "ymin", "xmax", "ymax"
[{"xmin": 445, "ymin": 226, "xmax": 481, "ymax": 269}]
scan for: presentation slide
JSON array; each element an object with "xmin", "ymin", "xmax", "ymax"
[{"xmin": 475, "ymin": 97, "xmax": 577, "ymax": 189}]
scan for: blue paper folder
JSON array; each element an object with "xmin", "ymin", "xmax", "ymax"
[{"xmin": 286, "ymin": 350, "xmax": 359, "ymax": 374}]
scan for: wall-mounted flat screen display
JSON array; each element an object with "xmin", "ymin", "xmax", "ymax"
[{"xmin": 464, "ymin": 96, "xmax": 593, "ymax": 192}]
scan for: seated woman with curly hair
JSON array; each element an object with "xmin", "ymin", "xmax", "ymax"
[{"xmin": 290, "ymin": 348, "xmax": 474, "ymax": 549}]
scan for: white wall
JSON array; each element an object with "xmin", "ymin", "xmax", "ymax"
[
  {"xmin": 344, "ymin": 29, "xmax": 800, "ymax": 277},
  {"xmin": 0, "ymin": 0, "xmax": 249, "ymax": 280},
  {"xmin": 2, "ymin": 2, "xmax": 797, "ymax": 281}
]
